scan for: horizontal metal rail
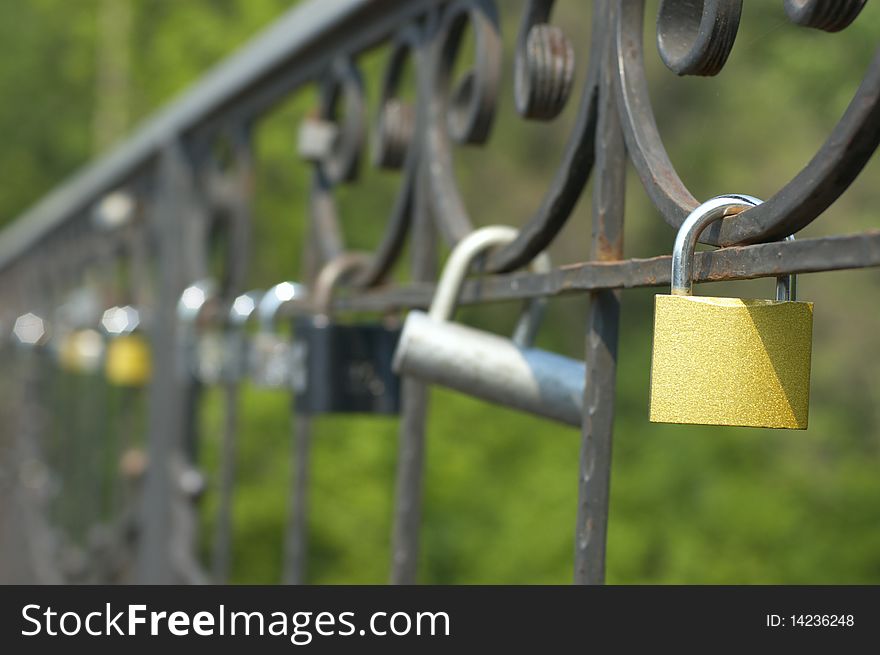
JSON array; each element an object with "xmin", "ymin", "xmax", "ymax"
[
  {"xmin": 333, "ymin": 231, "xmax": 880, "ymax": 311},
  {"xmin": 0, "ymin": 0, "xmax": 432, "ymax": 272}
]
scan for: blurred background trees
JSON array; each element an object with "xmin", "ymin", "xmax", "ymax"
[{"xmin": 1, "ymin": 0, "xmax": 879, "ymax": 583}]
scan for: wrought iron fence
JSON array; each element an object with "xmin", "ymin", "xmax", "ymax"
[{"xmin": 0, "ymin": 0, "xmax": 878, "ymax": 584}]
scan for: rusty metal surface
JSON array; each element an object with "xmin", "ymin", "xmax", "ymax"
[
  {"xmin": 390, "ymin": 156, "xmax": 436, "ymax": 585},
  {"xmin": 574, "ymin": 0, "xmax": 626, "ymax": 585},
  {"xmin": 331, "ymin": 231, "xmax": 880, "ymax": 312}
]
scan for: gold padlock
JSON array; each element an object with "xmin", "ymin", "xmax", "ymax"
[
  {"xmin": 649, "ymin": 195, "xmax": 813, "ymax": 429},
  {"xmin": 102, "ymin": 305, "xmax": 152, "ymax": 387},
  {"xmin": 105, "ymin": 334, "xmax": 152, "ymax": 386}
]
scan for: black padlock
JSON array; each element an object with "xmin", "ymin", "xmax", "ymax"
[{"xmin": 293, "ymin": 253, "xmax": 402, "ymax": 415}]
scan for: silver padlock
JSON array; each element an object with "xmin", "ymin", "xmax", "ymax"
[
  {"xmin": 250, "ymin": 281, "xmax": 308, "ymax": 389},
  {"xmin": 177, "ymin": 278, "xmax": 219, "ymax": 383},
  {"xmin": 393, "ymin": 225, "xmax": 586, "ymax": 426},
  {"xmin": 196, "ymin": 331, "xmax": 226, "ymax": 385},
  {"xmin": 222, "ymin": 289, "xmax": 262, "ymax": 384}
]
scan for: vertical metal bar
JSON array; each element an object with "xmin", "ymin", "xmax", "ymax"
[
  {"xmin": 135, "ymin": 142, "xmax": 206, "ymax": 584},
  {"xmin": 10, "ymin": 345, "xmax": 64, "ymax": 584},
  {"xmin": 282, "ymin": 412, "xmax": 312, "ymax": 585},
  {"xmin": 212, "ymin": 380, "xmax": 239, "ymax": 583},
  {"xmin": 8, "ymin": 262, "xmax": 66, "ymax": 584},
  {"xmin": 389, "ymin": 377, "xmax": 430, "ymax": 584},
  {"xmin": 111, "ymin": 387, "xmax": 131, "ymax": 520},
  {"xmin": 573, "ymin": 0, "xmax": 626, "ymax": 585},
  {"xmin": 112, "ymin": 226, "xmax": 149, "ymax": 567},
  {"xmin": 83, "ymin": 370, "xmax": 109, "ymax": 535},
  {"xmin": 389, "ymin": 18, "xmax": 435, "ymax": 584},
  {"xmin": 210, "ymin": 126, "xmax": 254, "ymax": 584},
  {"xmin": 390, "ymin": 156, "xmax": 435, "ymax": 585},
  {"xmin": 135, "ymin": 145, "xmax": 183, "ymax": 584},
  {"xmin": 282, "ymin": 127, "xmax": 321, "ymax": 586}
]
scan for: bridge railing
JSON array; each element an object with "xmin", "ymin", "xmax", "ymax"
[{"xmin": 0, "ymin": 0, "xmax": 878, "ymax": 584}]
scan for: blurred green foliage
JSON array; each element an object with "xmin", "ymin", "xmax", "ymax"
[{"xmin": 2, "ymin": 0, "xmax": 880, "ymax": 584}]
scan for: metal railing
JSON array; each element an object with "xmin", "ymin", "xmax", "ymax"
[{"xmin": 0, "ymin": 0, "xmax": 878, "ymax": 584}]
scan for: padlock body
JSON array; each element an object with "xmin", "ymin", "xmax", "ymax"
[
  {"xmin": 222, "ymin": 331, "xmax": 250, "ymax": 384},
  {"xmin": 59, "ymin": 329, "xmax": 104, "ymax": 374},
  {"xmin": 393, "ymin": 311, "xmax": 585, "ymax": 426},
  {"xmin": 195, "ymin": 331, "xmax": 226, "ymax": 385},
  {"xmin": 105, "ymin": 334, "xmax": 152, "ymax": 387},
  {"xmin": 250, "ymin": 332, "xmax": 295, "ymax": 389},
  {"xmin": 649, "ymin": 295, "xmax": 813, "ymax": 429},
  {"xmin": 294, "ymin": 319, "xmax": 402, "ymax": 415}
]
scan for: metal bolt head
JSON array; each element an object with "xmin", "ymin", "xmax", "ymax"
[
  {"xmin": 101, "ymin": 305, "xmax": 140, "ymax": 335},
  {"xmin": 12, "ymin": 312, "xmax": 48, "ymax": 346}
]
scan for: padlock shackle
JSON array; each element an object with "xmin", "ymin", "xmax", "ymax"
[
  {"xmin": 228, "ymin": 289, "xmax": 263, "ymax": 328},
  {"xmin": 672, "ymin": 195, "xmax": 759, "ymax": 296},
  {"xmin": 257, "ymin": 282, "xmax": 308, "ymax": 332},
  {"xmin": 177, "ymin": 278, "xmax": 218, "ymax": 325},
  {"xmin": 429, "ymin": 227, "xmax": 551, "ymax": 331},
  {"xmin": 312, "ymin": 251, "xmax": 373, "ymax": 317},
  {"xmin": 100, "ymin": 304, "xmax": 142, "ymax": 337},
  {"xmin": 671, "ymin": 195, "xmax": 798, "ymax": 301},
  {"xmin": 775, "ymin": 235, "xmax": 797, "ymax": 302}
]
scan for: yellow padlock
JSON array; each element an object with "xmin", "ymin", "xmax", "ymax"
[
  {"xmin": 649, "ymin": 195, "xmax": 813, "ymax": 429},
  {"xmin": 58, "ymin": 329, "xmax": 105, "ymax": 374},
  {"xmin": 105, "ymin": 333, "xmax": 152, "ymax": 387}
]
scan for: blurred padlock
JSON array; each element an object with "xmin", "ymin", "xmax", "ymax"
[
  {"xmin": 293, "ymin": 253, "xmax": 402, "ymax": 415},
  {"xmin": 179, "ymin": 279, "xmax": 256, "ymax": 386},
  {"xmin": 195, "ymin": 331, "xmax": 226, "ymax": 385},
  {"xmin": 222, "ymin": 289, "xmax": 262, "ymax": 383},
  {"xmin": 177, "ymin": 279, "xmax": 219, "ymax": 383},
  {"xmin": 102, "ymin": 305, "xmax": 151, "ymax": 387},
  {"xmin": 393, "ymin": 226, "xmax": 585, "ymax": 426},
  {"xmin": 54, "ymin": 286, "xmax": 104, "ymax": 373},
  {"xmin": 649, "ymin": 195, "xmax": 813, "ymax": 429},
  {"xmin": 58, "ymin": 328, "xmax": 105, "ymax": 374},
  {"xmin": 251, "ymin": 282, "xmax": 307, "ymax": 389}
]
